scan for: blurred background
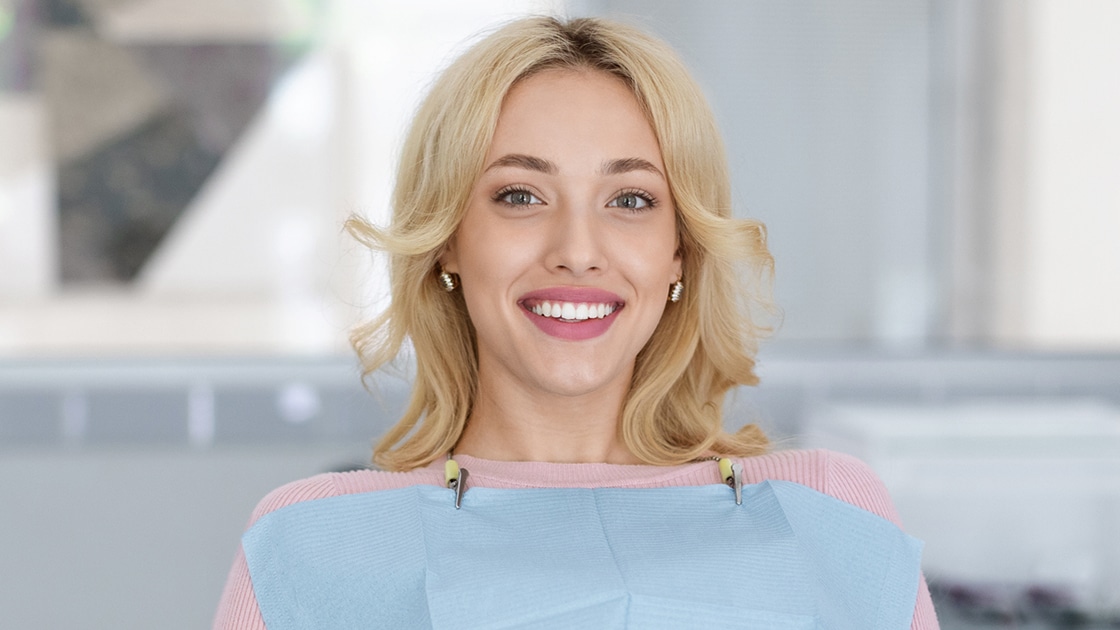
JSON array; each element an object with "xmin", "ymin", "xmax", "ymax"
[{"xmin": 1, "ymin": 0, "xmax": 1118, "ymax": 627}]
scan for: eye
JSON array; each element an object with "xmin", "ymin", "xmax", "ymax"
[
  {"xmin": 494, "ymin": 187, "xmax": 543, "ymax": 206},
  {"xmin": 607, "ymin": 189, "xmax": 656, "ymax": 211}
]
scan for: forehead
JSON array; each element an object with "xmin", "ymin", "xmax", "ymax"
[{"xmin": 486, "ymin": 68, "xmax": 664, "ymax": 168}]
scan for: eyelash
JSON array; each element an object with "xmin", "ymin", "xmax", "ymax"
[
  {"xmin": 491, "ymin": 186, "xmax": 659, "ymax": 212},
  {"xmin": 492, "ymin": 185, "xmax": 542, "ymax": 207},
  {"xmin": 609, "ymin": 188, "xmax": 658, "ymax": 212}
]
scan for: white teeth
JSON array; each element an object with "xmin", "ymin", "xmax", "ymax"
[{"xmin": 529, "ymin": 301, "xmax": 618, "ymax": 321}]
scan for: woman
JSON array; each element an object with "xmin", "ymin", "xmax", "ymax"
[{"xmin": 215, "ymin": 16, "xmax": 938, "ymax": 629}]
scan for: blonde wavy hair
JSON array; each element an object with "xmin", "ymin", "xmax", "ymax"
[{"xmin": 347, "ymin": 16, "xmax": 775, "ymax": 471}]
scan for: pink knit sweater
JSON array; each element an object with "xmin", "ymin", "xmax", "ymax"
[{"xmin": 214, "ymin": 448, "xmax": 938, "ymax": 628}]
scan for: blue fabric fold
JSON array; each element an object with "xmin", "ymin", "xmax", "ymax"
[{"xmin": 243, "ymin": 481, "xmax": 922, "ymax": 629}]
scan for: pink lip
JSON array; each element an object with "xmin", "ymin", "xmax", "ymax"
[
  {"xmin": 517, "ymin": 287, "xmax": 625, "ymax": 341},
  {"xmin": 519, "ymin": 287, "xmax": 623, "ymax": 305}
]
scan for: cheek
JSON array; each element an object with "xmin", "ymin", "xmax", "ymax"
[
  {"xmin": 454, "ymin": 219, "xmax": 538, "ymax": 320},
  {"xmin": 455, "ymin": 209, "xmax": 507, "ymax": 281},
  {"xmin": 458, "ymin": 231, "xmax": 534, "ymax": 286},
  {"xmin": 619, "ymin": 222, "xmax": 680, "ymax": 284}
]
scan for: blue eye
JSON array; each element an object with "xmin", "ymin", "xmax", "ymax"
[
  {"xmin": 608, "ymin": 190, "xmax": 655, "ymax": 211},
  {"xmin": 495, "ymin": 188, "xmax": 543, "ymax": 206}
]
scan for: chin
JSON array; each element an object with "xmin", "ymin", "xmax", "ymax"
[{"xmin": 531, "ymin": 366, "xmax": 622, "ymax": 398}]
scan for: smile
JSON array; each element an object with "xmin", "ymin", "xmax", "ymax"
[
  {"xmin": 528, "ymin": 301, "xmax": 617, "ymax": 321},
  {"xmin": 517, "ymin": 288, "xmax": 625, "ymax": 341}
]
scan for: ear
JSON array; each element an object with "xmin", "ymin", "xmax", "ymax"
[
  {"xmin": 671, "ymin": 247, "xmax": 683, "ymax": 284},
  {"xmin": 437, "ymin": 236, "xmax": 459, "ymax": 274}
]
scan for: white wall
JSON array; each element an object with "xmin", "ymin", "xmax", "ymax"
[{"xmin": 1021, "ymin": 0, "xmax": 1120, "ymax": 347}]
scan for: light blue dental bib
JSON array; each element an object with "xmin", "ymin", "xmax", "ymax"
[{"xmin": 243, "ymin": 480, "xmax": 922, "ymax": 629}]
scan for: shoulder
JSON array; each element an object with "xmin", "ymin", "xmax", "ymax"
[
  {"xmin": 741, "ymin": 448, "xmax": 903, "ymax": 526},
  {"xmin": 245, "ymin": 467, "xmax": 444, "ymax": 528}
]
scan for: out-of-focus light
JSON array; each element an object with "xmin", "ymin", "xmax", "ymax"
[
  {"xmin": 187, "ymin": 383, "xmax": 216, "ymax": 447},
  {"xmin": 278, "ymin": 0, "xmax": 324, "ymax": 48},
  {"xmin": 0, "ymin": 5, "xmax": 14, "ymax": 42},
  {"xmin": 269, "ymin": 53, "xmax": 334, "ymax": 145},
  {"xmin": 277, "ymin": 382, "xmax": 320, "ymax": 424}
]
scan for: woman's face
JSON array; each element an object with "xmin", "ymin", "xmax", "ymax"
[{"xmin": 441, "ymin": 69, "xmax": 681, "ymax": 400}]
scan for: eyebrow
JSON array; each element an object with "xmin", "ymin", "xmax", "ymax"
[
  {"xmin": 599, "ymin": 157, "xmax": 664, "ymax": 179},
  {"xmin": 484, "ymin": 154, "xmax": 665, "ymax": 179},
  {"xmin": 485, "ymin": 154, "xmax": 557, "ymax": 174}
]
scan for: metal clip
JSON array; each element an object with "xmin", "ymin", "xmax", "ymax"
[
  {"xmin": 731, "ymin": 462, "xmax": 742, "ymax": 505},
  {"xmin": 445, "ymin": 458, "xmax": 468, "ymax": 509},
  {"xmin": 718, "ymin": 457, "xmax": 743, "ymax": 506}
]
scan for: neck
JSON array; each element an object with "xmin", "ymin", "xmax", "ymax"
[{"xmin": 453, "ymin": 367, "xmax": 640, "ymax": 465}]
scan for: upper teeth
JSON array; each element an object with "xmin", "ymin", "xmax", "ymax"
[{"xmin": 530, "ymin": 301, "xmax": 616, "ymax": 321}]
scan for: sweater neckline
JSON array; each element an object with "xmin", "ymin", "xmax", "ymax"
[{"xmin": 430, "ymin": 453, "xmax": 718, "ymax": 488}]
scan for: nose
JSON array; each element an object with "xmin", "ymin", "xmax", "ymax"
[{"xmin": 544, "ymin": 205, "xmax": 607, "ymax": 276}]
